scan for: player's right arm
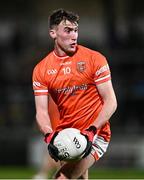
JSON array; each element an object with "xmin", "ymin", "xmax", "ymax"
[
  {"xmin": 33, "ymin": 62, "xmax": 60, "ymax": 161},
  {"xmin": 32, "ymin": 61, "xmax": 53, "ymax": 135},
  {"xmin": 35, "ymin": 95, "xmax": 53, "ymax": 135},
  {"xmin": 35, "ymin": 95, "xmax": 60, "ymax": 161}
]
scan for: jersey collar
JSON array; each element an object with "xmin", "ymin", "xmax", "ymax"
[{"xmin": 53, "ymin": 51, "xmax": 69, "ymax": 59}]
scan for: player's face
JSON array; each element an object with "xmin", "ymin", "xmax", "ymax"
[{"xmin": 50, "ymin": 20, "xmax": 78, "ymax": 55}]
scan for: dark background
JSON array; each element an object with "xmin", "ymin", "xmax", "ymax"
[{"xmin": 0, "ymin": 0, "xmax": 144, "ymax": 168}]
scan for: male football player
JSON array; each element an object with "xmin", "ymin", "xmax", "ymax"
[{"xmin": 32, "ymin": 9, "xmax": 117, "ymax": 179}]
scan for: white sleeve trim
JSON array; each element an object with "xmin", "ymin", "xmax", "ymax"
[
  {"xmin": 34, "ymin": 89, "xmax": 48, "ymax": 93},
  {"xmin": 95, "ymin": 74, "xmax": 111, "ymax": 83}
]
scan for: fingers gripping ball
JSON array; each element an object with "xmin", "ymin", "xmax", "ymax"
[{"xmin": 53, "ymin": 128, "xmax": 87, "ymax": 161}]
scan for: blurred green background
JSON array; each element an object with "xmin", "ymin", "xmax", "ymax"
[
  {"xmin": 0, "ymin": 0, "xmax": 144, "ymax": 179},
  {"xmin": 0, "ymin": 167, "xmax": 144, "ymax": 179}
]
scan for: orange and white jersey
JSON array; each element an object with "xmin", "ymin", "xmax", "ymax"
[{"xmin": 33, "ymin": 45, "xmax": 111, "ymax": 142}]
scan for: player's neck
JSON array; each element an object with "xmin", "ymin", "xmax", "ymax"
[
  {"xmin": 54, "ymin": 44, "xmax": 77, "ymax": 57},
  {"xmin": 54, "ymin": 45, "xmax": 68, "ymax": 57}
]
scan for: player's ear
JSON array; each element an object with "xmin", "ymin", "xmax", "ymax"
[{"xmin": 49, "ymin": 29, "xmax": 56, "ymax": 39}]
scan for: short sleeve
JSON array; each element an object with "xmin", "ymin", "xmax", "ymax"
[
  {"xmin": 32, "ymin": 62, "xmax": 48, "ymax": 96},
  {"xmin": 93, "ymin": 52, "xmax": 111, "ymax": 85}
]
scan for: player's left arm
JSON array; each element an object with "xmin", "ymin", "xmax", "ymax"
[
  {"xmin": 93, "ymin": 80, "xmax": 117, "ymax": 129},
  {"xmin": 81, "ymin": 80, "xmax": 117, "ymax": 157}
]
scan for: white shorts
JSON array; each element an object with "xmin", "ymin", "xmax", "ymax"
[{"xmin": 91, "ymin": 135, "xmax": 110, "ymax": 161}]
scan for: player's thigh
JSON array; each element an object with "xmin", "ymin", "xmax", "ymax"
[
  {"xmin": 78, "ymin": 169, "xmax": 88, "ymax": 179},
  {"xmin": 54, "ymin": 154, "xmax": 95, "ymax": 179},
  {"xmin": 46, "ymin": 153, "xmax": 61, "ymax": 169}
]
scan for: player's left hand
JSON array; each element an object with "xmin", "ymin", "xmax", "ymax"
[
  {"xmin": 81, "ymin": 125, "xmax": 97, "ymax": 158},
  {"xmin": 44, "ymin": 132, "xmax": 60, "ymax": 162},
  {"xmin": 81, "ymin": 125, "xmax": 97, "ymax": 142}
]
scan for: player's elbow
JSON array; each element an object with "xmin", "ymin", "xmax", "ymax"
[
  {"xmin": 35, "ymin": 113, "xmax": 40, "ymax": 127},
  {"xmin": 105, "ymin": 94, "xmax": 117, "ymax": 114},
  {"xmin": 106, "ymin": 95, "xmax": 117, "ymax": 115},
  {"xmin": 35, "ymin": 112, "xmax": 43, "ymax": 127},
  {"xmin": 112, "ymin": 96, "xmax": 117, "ymax": 113}
]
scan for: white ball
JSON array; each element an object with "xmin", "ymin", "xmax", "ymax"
[{"xmin": 53, "ymin": 128, "xmax": 87, "ymax": 161}]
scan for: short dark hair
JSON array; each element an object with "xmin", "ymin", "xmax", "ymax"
[{"xmin": 49, "ymin": 9, "xmax": 79, "ymax": 29}]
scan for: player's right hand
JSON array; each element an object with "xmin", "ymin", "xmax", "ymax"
[
  {"xmin": 44, "ymin": 132, "xmax": 59, "ymax": 162},
  {"xmin": 44, "ymin": 131, "xmax": 57, "ymax": 144}
]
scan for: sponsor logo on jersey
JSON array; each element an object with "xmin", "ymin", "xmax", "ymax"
[
  {"xmin": 77, "ymin": 61, "xmax": 86, "ymax": 72},
  {"xmin": 33, "ymin": 81, "xmax": 41, "ymax": 87},
  {"xmin": 55, "ymin": 83, "xmax": 88, "ymax": 95},
  {"xmin": 47, "ymin": 69, "xmax": 57, "ymax": 75},
  {"xmin": 95, "ymin": 64, "xmax": 109, "ymax": 76}
]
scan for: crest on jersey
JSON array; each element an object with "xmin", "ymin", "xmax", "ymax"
[{"xmin": 77, "ymin": 61, "xmax": 86, "ymax": 72}]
